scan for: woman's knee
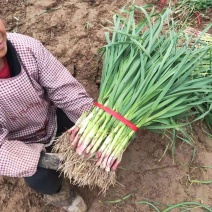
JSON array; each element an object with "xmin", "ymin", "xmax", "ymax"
[{"xmin": 24, "ymin": 167, "xmax": 62, "ymax": 195}]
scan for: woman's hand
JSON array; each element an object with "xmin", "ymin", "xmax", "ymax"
[{"xmin": 67, "ymin": 126, "xmax": 79, "ymax": 146}]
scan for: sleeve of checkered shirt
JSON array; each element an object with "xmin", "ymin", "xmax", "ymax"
[
  {"xmin": 35, "ymin": 41, "xmax": 94, "ymax": 123},
  {"xmin": 0, "ymin": 126, "xmax": 44, "ymax": 177}
]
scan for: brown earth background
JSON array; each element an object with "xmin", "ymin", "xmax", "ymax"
[{"xmin": 0, "ymin": 0, "xmax": 212, "ymax": 211}]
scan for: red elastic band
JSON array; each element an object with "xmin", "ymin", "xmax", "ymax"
[{"xmin": 94, "ymin": 102, "xmax": 138, "ymax": 132}]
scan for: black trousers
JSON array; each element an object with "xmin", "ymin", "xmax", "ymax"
[{"xmin": 24, "ymin": 109, "xmax": 74, "ymax": 195}]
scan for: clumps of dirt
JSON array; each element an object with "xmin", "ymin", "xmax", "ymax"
[{"xmin": 0, "ymin": 176, "xmax": 58, "ymax": 212}]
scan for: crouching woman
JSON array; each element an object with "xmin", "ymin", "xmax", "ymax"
[{"xmin": 0, "ymin": 19, "xmax": 93, "ymax": 212}]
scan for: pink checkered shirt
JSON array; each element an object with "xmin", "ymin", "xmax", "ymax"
[{"xmin": 0, "ymin": 33, "xmax": 93, "ymax": 177}]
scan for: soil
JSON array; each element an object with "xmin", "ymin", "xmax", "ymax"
[{"xmin": 0, "ymin": 0, "xmax": 212, "ymax": 212}]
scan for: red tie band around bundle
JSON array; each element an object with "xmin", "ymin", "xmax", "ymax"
[{"xmin": 94, "ymin": 102, "xmax": 138, "ymax": 132}]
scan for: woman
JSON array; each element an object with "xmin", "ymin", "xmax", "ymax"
[{"xmin": 0, "ymin": 19, "xmax": 93, "ymax": 212}]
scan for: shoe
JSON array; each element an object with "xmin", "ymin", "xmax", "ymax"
[
  {"xmin": 44, "ymin": 178, "xmax": 87, "ymax": 212},
  {"xmin": 63, "ymin": 195, "xmax": 87, "ymax": 212}
]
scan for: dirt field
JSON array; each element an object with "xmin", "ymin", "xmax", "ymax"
[{"xmin": 0, "ymin": 0, "xmax": 212, "ymax": 211}]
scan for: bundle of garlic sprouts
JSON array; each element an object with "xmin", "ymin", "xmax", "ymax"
[{"xmin": 54, "ymin": 5, "xmax": 212, "ymax": 193}]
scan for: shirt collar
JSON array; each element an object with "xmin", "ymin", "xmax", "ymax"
[{"xmin": 6, "ymin": 39, "xmax": 21, "ymax": 77}]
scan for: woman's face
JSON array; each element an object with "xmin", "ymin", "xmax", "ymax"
[{"xmin": 0, "ymin": 19, "xmax": 7, "ymax": 58}]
